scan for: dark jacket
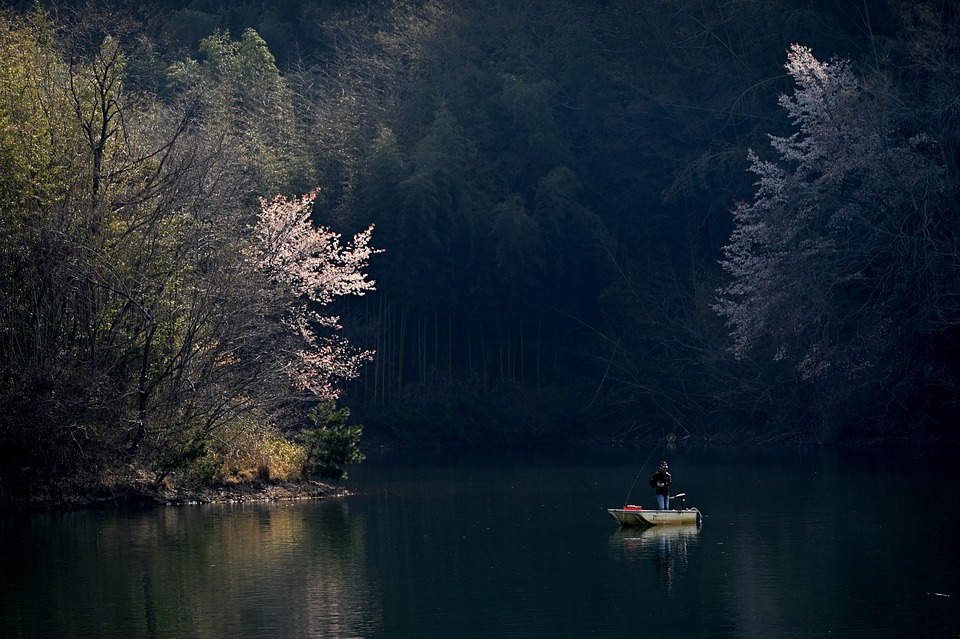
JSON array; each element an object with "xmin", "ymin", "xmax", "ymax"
[{"xmin": 649, "ymin": 469, "xmax": 672, "ymax": 496}]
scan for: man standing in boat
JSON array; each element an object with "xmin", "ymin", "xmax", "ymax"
[{"xmin": 649, "ymin": 461, "xmax": 672, "ymax": 510}]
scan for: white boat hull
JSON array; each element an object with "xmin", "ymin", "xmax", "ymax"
[{"xmin": 607, "ymin": 507, "xmax": 701, "ymax": 527}]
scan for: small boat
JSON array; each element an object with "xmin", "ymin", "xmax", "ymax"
[
  {"xmin": 607, "ymin": 494, "xmax": 702, "ymax": 527},
  {"xmin": 607, "ymin": 507, "xmax": 700, "ymax": 527}
]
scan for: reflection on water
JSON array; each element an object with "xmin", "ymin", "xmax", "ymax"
[
  {"xmin": 0, "ymin": 499, "xmax": 382, "ymax": 638},
  {"xmin": 609, "ymin": 525, "xmax": 701, "ymax": 593},
  {"xmin": 3, "ymin": 446, "xmax": 960, "ymax": 639}
]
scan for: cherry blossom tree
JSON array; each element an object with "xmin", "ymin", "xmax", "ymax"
[
  {"xmin": 715, "ymin": 43, "xmax": 959, "ymax": 433},
  {"xmin": 252, "ymin": 190, "xmax": 380, "ymax": 399}
]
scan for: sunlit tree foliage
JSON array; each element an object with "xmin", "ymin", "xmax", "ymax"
[
  {"xmin": 0, "ymin": 10, "xmax": 376, "ymax": 495},
  {"xmin": 252, "ymin": 190, "xmax": 379, "ymax": 399}
]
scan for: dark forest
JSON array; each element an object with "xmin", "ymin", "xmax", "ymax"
[{"xmin": 1, "ymin": 0, "xmax": 957, "ymax": 501}]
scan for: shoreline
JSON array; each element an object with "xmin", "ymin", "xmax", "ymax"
[{"xmin": 0, "ymin": 479, "xmax": 345, "ymax": 512}]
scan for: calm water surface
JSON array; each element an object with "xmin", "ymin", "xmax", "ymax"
[{"xmin": 2, "ymin": 446, "xmax": 958, "ymax": 638}]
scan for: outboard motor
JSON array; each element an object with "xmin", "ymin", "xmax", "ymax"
[{"xmin": 671, "ymin": 492, "xmax": 686, "ymax": 510}]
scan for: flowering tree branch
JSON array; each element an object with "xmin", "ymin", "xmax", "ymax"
[
  {"xmin": 252, "ymin": 190, "xmax": 380, "ymax": 399},
  {"xmin": 715, "ymin": 44, "xmax": 952, "ymax": 384}
]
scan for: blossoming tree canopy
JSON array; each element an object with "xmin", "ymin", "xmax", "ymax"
[
  {"xmin": 716, "ymin": 43, "xmax": 946, "ymax": 381},
  {"xmin": 253, "ymin": 190, "xmax": 380, "ymax": 398}
]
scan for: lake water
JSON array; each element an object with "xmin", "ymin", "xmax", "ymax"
[{"xmin": 2, "ymin": 445, "xmax": 958, "ymax": 638}]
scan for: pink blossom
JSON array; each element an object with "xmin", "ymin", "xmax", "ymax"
[
  {"xmin": 252, "ymin": 190, "xmax": 380, "ymax": 398},
  {"xmin": 715, "ymin": 44, "xmax": 941, "ymax": 381}
]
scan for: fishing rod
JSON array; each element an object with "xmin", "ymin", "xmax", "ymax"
[{"xmin": 621, "ymin": 437, "xmax": 663, "ymax": 507}]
